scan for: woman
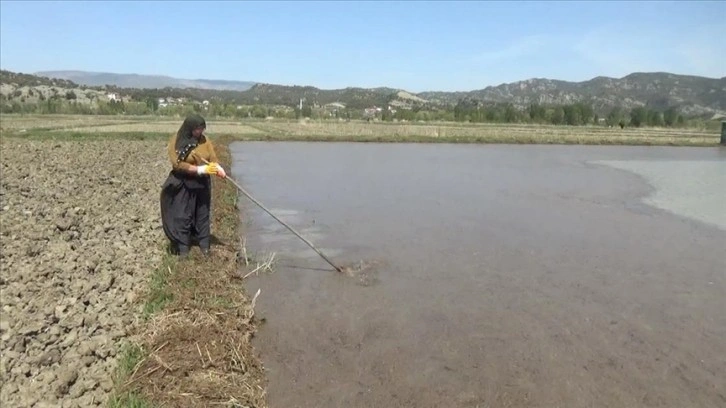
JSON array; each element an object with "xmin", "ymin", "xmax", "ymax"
[{"xmin": 160, "ymin": 114, "xmax": 227, "ymax": 258}]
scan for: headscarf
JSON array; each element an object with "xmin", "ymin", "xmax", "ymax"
[{"xmin": 174, "ymin": 114, "xmax": 206, "ymax": 162}]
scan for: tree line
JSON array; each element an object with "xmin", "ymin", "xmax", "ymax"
[
  {"xmin": 0, "ymin": 90, "xmax": 692, "ymax": 128},
  {"xmin": 443, "ymin": 99, "xmax": 686, "ymax": 127}
]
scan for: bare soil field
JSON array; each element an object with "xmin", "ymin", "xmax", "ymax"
[
  {"xmin": 61, "ymin": 121, "xmax": 262, "ymax": 135},
  {"xmin": 0, "ymin": 115, "xmax": 139, "ymax": 131},
  {"xmin": 0, "ymin": 137, "xmax": 168, "ymax": 406}
]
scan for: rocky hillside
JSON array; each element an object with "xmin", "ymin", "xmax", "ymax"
[
  {"xmin": 187, "ymin": 72, "xmax": 726, "ymax": 117},
  {"xmin": 0, "ymin": 71, "xmax": 80, "ymax": 89},
  {"xmin": 3, "ymin": 69, "xmax": 725, "ymax": 117},
  {"xmin": 0, "ymin": 71, "xmax": 124, "ymax": 107},
  {"xmin": 420, "ymin": 73, "xmax": 726, "ymax": 117},
  {"xmin": 239, "ymin": 84, "xmax": 402, "ymax": 110}
]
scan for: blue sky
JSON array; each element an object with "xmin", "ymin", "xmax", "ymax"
[{"xmin": 1, "ymin": 1, "xmax": 724, "ymax": 92}]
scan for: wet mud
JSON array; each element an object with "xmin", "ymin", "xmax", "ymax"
[{"xmin": 232, "ymin": 142, "xmax": 726, "ymax": 408}]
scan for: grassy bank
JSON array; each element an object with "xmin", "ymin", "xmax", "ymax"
[
  {"xmin": 108, "ymin": 135, "xmax": 268, "ymax": 408},
  {"xmin": 230, "ymin": 132, "xmax": 720, "ymax": 146}
]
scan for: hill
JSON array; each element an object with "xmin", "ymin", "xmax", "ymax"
[
  {"xmin": 0, "ymin": 70, "xmax": 111, "ymax": 110},
  {"xmin": 236, "ymin": 83, "xmax": 403, "ymax": 110},
  {"xmin": 26, "ymin": 69, "xmax": 726, "ymax": 116},
  {"xmin": 216, "ymin": 73, "xmax": 726, "ymax": 117},
  {"xmin": 0, "ymin": 70, "xmax": 81, "ymax": 88},
  {"xmin": 419, "ymin": 73, "xmax": 726, "ymax": 117},
  {"xmin": 35, "ymin": 70, "xmax": 256, "ymax": 92},
  {"xmin": 3, "ymin": 69, "xmax": 725, "ymax": 120}
]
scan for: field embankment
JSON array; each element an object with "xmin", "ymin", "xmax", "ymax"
[
  {"xmin": 245, "ymin": 119, "xmax": 720, "ymax": 146},
  {"xmin": 113, "ymin": 136, "xmax": 268, "ymax": 408}
]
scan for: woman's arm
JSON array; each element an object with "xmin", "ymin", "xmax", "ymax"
[
  {"xmin": 207, "ymin": 138, "xmax": 219, "ymax": 164},
  {"xmin": 167, "ymin": 135, "xmax": 199, "ymax": 174},
  {"xmin": 205, "ymin": 139, "xmax": 226, "ymax": 178}
]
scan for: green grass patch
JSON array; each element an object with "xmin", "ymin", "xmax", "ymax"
[
  {"xmin": 115, "ymin": 342, "xmax": 146, "ymax": 381},
  {"xmin": 107, "ymin": 392, "xmax": 156, "ymax": 408},
  {"xmin": 107, "ymin": 251, "xmax": 178, "ymax": 407},
  {"xmin": 141, "ymin": 252, "xmax": 176, "ymax": 319},
  {"xmin": 107, "ymin": 342, "xmax": 156, "ymax": 408},
  {"xmin": 194, "ymin": 294, "xmax": 235, "ymax": 310}
]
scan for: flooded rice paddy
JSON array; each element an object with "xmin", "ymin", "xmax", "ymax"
[{"xmin": 231, "ymin": 142, "xmax": 725, "ymax": 408}]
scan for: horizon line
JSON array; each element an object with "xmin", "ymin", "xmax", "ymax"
[{"xmin": 2, "ymin": 67, "xmax": 724, "ymax": 94}]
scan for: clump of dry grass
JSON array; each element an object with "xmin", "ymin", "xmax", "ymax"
[{"xmin": 240, "ymin": 252, "xmax": 276, "ymax": 280}]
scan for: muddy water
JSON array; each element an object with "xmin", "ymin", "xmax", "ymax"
[{"xmin": 230, "ymin": 142, "xmax": 726, "ymax": 408}]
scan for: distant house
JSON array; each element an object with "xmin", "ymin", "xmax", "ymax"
[
  {"xmin": 322, "ymin": 102, "xmax": 346, "ymax": 117},
  {"xmin": 106, "ymin": 92, "xmax": 121, "ymax": 102},
  {"xmin": 364, "ymin": 106, "xmax": 382, "ymax": 117}
]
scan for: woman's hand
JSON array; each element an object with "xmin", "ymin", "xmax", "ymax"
[
  {"xmin": 195, "ymin": 159, "xmax": 226, "ymax": 178},
  {"xmin": 213, "ymin": 164, "xmax": 227, "ymax": 179},
  {"xmin": 196, "ymin": 164, "xmax": 218, "ymax": 175}
]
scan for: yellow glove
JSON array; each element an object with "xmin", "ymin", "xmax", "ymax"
[
  {"xmin": 196, "ymin": 163, "xmax": 220, "ymax": 175},
  {"xmin": 208, "ymin": 163, "xmax": 222, "ymax": 174}
]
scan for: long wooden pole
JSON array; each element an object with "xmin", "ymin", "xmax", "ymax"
[{"xmin": 203, "ymin": 159, "xmax": 343, "ymax": 272}]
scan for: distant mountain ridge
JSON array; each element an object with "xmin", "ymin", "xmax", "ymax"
[
  {"xmin": 420, "ymin": 72, "xmax": 726, "ymax": 116},
  {"xmin": 6, "ymin": 69, "xmax": 726, "ymax": 117},
  {"xmin": 35, "ymin": 70, "xmax": 257, "ymax": 91}
]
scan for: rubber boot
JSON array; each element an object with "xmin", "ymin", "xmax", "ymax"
[
  {"xmin": 199, "ymin": 237, "xmax": 211, "ymax": 257},
  {"xmin": 178, "ymin": 244, "xmax": 190, "ymax": 259}
]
